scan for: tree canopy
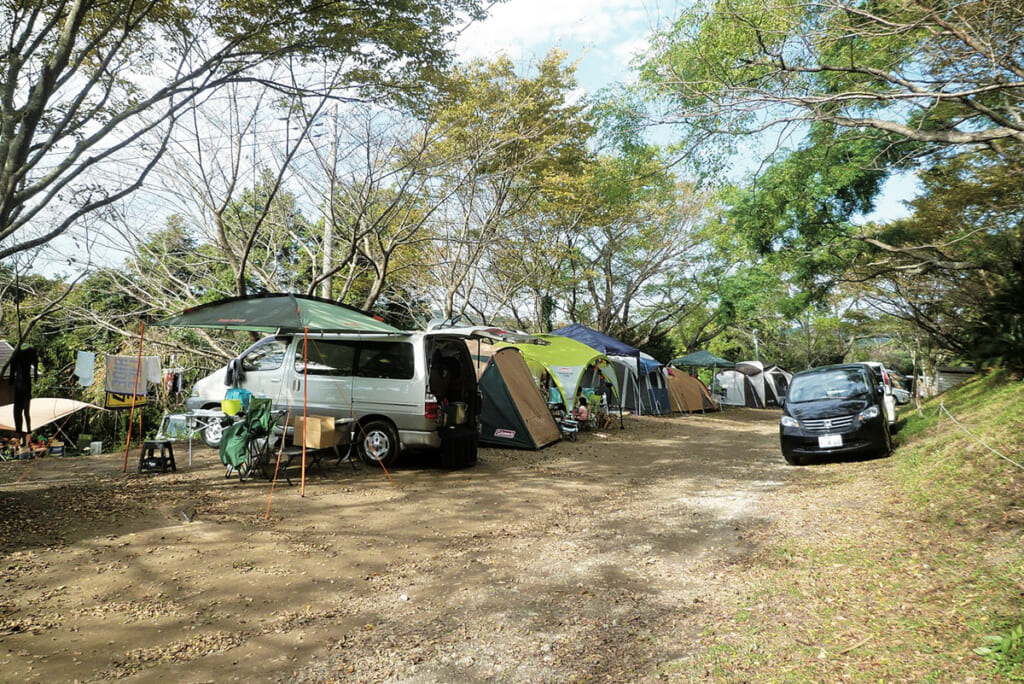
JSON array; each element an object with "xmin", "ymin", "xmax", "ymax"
[{"xmin": 0, "ymin": 0, "xmax": 487, "ymax": 261}]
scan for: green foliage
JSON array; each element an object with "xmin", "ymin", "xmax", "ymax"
[
  {"xmin": 974, "ymin": 624, "xmax": 1024, "ymax": 679},
  {"xmin": 965, "ymin": 277, "xmax": 1024, "ymax": 373},
  {"xmin": 639, "ymin": 0, "xmax": 1024, "ymax": 369},
  {"xmin": 1, "ymin": 0, "xmax": 488, "ymax": 261}
]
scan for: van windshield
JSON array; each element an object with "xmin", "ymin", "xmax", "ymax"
[
  {"xmin": 241, "ymin": 338, "xmax": 289, "ymax": 372},
  {"xmin": 787, "ymin": 368, "xmax": 871, "ymax": 403}
]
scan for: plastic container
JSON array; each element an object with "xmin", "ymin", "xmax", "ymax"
[
  {"xmin": 49, "ymin": 443, "xmax": 65, "ymax": 456},
  {"xmin": 225, "ymin": 387, "xmax": 253, "ymax": 411},
  {"xmin": 90, "ymin": 441, "xmax": 103, "ymax": 455},
  {"xmin": 444, "ymin": 402, "xmax": 468, "ymax": 427}
]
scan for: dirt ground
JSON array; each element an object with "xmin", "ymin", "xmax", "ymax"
[{"xmin": 1, "ymin": 409, "xmax": 789, "ymax": 682}]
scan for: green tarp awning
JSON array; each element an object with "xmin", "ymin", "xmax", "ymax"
[
  {"xmin": 670, "ymin": 350, "xmax": 735, "ymax": 369},
  {"xmin": 155, "ymin": 293, "xmax": 400, "ymax": 334}
]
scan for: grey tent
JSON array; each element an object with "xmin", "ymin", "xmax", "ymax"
[{"xmin": 714, "ymin": 362, "xmax": 766, "ymax": 408}]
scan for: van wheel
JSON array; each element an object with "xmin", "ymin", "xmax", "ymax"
[
  {"xmin": 202, "ymin": 418, "xmax": 224, "ymax": 448},
  {"xmin": 357, "ymin": 421, "xmax": 400, "ymax": 468}
]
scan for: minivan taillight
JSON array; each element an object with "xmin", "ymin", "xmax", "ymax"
[{"xmin": 425, "ymin": 399, "xmax": 440, "ymax": 420}]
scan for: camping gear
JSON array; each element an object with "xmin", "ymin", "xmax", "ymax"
[
  {"xmin": 221, "ymin": 398, "xmax": 242, "ymax": 415},
  {"xmin": 156, "ymin": 293, "xmax": 402, "ymax": 493},
  {"xmin": 0, "ymin": 399, "xmax": 105, "ymax": 444},
  {"xmin": 138, "ymin": 440, "xmax": 176, "ymax": 473},
  {"xmin": 550, "ymin": 324, "xmax": 651, "ymax": 420},
  {"xmin": 477, "ymin": 348, "xmax": 561, "ymax": 449},
  {"xmin": 611, "ymin": 352, "xmax": 671, "ymax": 415},
  {"xmin": 557, "ymin": 416, "xmax": 579, "ymax": 441},
  {"xmin": 225, "ymin": 387, "xmax": 253, "ymax": 411},
  {"xmin": 218, "ymin": 397, "xmax": 277, "ymax": 481},
  {"xmin": 0, "ymin": 398, "xmax": 103, "ymax": 431}
]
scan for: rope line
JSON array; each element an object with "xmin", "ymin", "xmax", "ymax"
[{"xmin": 939, "ymin": 402, "xmax": 1024, "ymax": 471}]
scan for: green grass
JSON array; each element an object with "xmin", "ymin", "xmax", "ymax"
[{"xmin": 666, "ymin": 370, "xmax": 1024, "ymax": 682}]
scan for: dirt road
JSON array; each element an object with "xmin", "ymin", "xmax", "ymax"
[{"xmin": 1, "ymin": 409, "xmax": 786, "ymax": 682}]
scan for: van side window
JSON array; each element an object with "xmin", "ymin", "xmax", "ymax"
[
  {"xmin": 241, "ymin": 338, "xmax": 289, "ymax": 372},
  {"xmin": 355, "ymin": 342, "xmax": 414, "ymax": 379},
  {"xmin": 296, "ymin": 340, "xmax": 357, "ymax": 375}
]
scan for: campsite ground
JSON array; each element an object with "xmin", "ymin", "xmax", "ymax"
[{"xmin": 0, "ymin": 407, "xmax": 996, "ymax": 682}]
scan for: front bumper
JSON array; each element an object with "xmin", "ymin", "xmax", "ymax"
[{"xmin": 780, "ymin": 418, "xmax": 888, "ymax": 459}]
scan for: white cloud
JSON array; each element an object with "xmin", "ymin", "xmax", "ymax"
[{"xmin": 454, "ymin": 0, "xmax": 681, "ymax": 94}]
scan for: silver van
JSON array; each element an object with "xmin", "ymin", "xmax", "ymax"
[{"xmin": 186, "ymin": 328, "xmax": 513, "ymax": 468}]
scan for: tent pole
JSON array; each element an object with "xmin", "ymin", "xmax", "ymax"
[
  {"xmin": 633, "ymin": 353, "xmax": 641, "ymax": 416},
  {"xmin": 122, "ymin": 322, "xmax": 146, "ymax": 473},
  {"xmin": 300, "ymin": 327, "xmax": 308, "ymax": 497}
]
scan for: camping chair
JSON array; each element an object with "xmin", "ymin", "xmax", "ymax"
[
  {"xmin": 218, "ymin": 398, "xmax": 279, "ymax": 482},
  {"xmin": 558, "ymin": 416, "xmax": 579, "ymax": 441}
]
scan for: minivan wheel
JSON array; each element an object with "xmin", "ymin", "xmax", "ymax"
[
  {"xmin": 201, "ymin": 418, "xmax": 224, "ymax": 448},
  {"xmin": 357, "ymin": 420, "xmax": 400, "ymax": 468}
]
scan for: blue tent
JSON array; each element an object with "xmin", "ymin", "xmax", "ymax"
[
  {"xmin": 550, "ymin": 324, "xmax": 667, "ymax": 415},
  {"xmin": 551, "ymin": 323, "xmax": 637, "ymax": 356}
]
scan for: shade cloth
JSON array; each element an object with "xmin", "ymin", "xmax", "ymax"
[{"xmin": 0, "ymin": 398, "xmax": 105, "ymax": 431}]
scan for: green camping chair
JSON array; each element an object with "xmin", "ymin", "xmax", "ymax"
[{"xmin": 218, "ymin": 398, "xmax": 277, "ymax": 481}]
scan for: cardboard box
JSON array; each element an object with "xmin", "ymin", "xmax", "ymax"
[{"xmin": 293, "ymin": 415, "xmax": 349, "ymax": 449}]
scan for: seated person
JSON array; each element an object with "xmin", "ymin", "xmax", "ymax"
[{"xmin": 574, "ymin": 396, "xmax": 589, "ymax": 423}]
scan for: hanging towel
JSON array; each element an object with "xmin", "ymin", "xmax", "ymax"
[
  {"xmin": 145, "ymin": 356, "xmax": 162, "ymax": 385},
  {"xmin": 75, "ymin": 351, "xmax": 96, "ymax": 387},
  {"xmin": 106, "ymin": 355, "xmax": 161, "ymax": 393}
]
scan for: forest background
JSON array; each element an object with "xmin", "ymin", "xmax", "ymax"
[{"xmin": 2, "ymin": 0, "xmax": 1022, "ymax": 443}]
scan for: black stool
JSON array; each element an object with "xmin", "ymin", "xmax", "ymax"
[{"xmin": 138, "ymin": 440, "xmax": 177, "ymax": 473}]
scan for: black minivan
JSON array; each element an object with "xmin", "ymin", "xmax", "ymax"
[{"xmin": 779, "ymin": 363, "xmax": 892, "ymax": 465}]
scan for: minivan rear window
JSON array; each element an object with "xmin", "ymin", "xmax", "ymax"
[
  {"xmin": 292, "ymin": 339, "xmax": 414, "ymax": 379},
  {"xmin": 355, "ymin": 342, "xmax": 414, "ymax": 379},
  {"xmin": 296, "ymin": 339, "xmax": 358, "ymax": 375}
]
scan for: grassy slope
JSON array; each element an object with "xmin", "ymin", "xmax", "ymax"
[{"xmin": 669, "ymin": 372, "xmax": 1024, "ymax": 682}]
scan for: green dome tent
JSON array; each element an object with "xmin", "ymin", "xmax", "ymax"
[{"xmin": 498, "ymin": 334, "xmax": 619, "ymax": 412}]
